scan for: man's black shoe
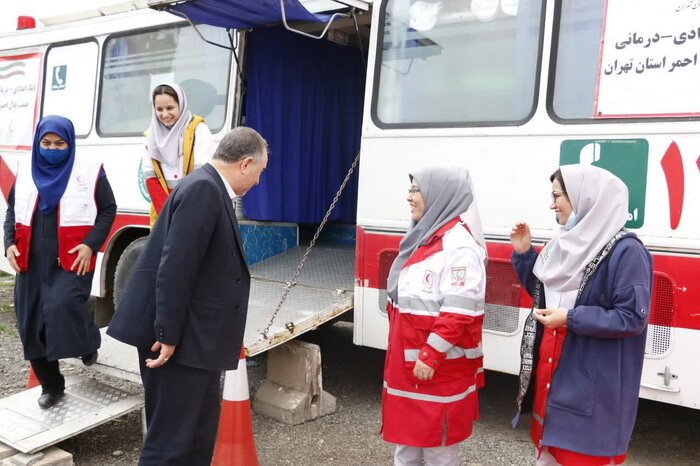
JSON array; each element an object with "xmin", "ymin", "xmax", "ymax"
[
  {"xmin": 82, "ymin": 351, "xmax": 98, "ymax": 366},
  {"xmin": 37, "ymin": 392, "xmax": 64, "ymax": 409}
]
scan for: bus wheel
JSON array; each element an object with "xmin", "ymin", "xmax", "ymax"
[{"xmin": 113, "ymin": 236, "xmax": 148, "ymax": 307}]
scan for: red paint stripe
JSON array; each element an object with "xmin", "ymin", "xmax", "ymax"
[
  {"xmin": 0, "ymin": 53, "xmax": 41, "ymax": 62},
  {"xmin": 356, "ymin": 230, "xmax": 700, "ymax": 331},
  {"xmin": 0, "ymin": 157, "xmax": 16, "ymax": 202},
  {"xmin": 696, "ymin": 154, "xmax": 699, "ymax": 173},
  {"xmin": 100, "ymin": 212, "xmax": 149, "ymax": 252},
  {"xmin": 660, "ymin": 142, "xmax": 685, "ymax": 230}
]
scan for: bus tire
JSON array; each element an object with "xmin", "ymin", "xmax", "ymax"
[{"xmin": 113, "ymin": 236, "xmax": 148, "ymax": 307}]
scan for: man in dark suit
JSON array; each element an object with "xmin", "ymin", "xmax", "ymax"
[{"xmin": 107, "ymin": 126, "xmax": 268, "ymax": 466}]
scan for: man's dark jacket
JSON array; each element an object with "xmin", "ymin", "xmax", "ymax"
[{"xmin": 107, "ymin": 163, "xmax": 249, "ymax": 370}]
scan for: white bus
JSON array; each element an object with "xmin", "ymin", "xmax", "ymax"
[
  {"xmin": 1, "ymin": 0, "xmax": 698, "ymax": 409},
  {"xmin": 0, "ymin": 4, "xmax": 236, "ymax": 324},
  {"xmin": 351, "ymin": 0, "xmax": 700, "ymax": 410}
]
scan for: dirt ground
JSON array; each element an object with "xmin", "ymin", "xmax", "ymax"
[{"xmin": 1, "ymin": 273, "xmax": 700, "ymax": 465}]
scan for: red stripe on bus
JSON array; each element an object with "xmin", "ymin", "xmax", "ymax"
[
  {"xmin": 356, "ymin": 227, "xmax": 700, "ymax": 331},
  {"xmin": 100, "ymin": 212, "xmax": 149, "ymax": 252},
  {"xmin": 0, "ymin": 156, "xmax": 16, "ymax": 202},
  {"xmin": 660, "ymin": 142, "xmax": 684, "ymax": 230}
]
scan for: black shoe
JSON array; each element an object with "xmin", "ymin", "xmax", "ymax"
[
  {"xmin": 82, "ymin": 351, "xmax": 98, "ymax": 366},
  {"xmin": 38, "ymin": 392, "xmax": 64, "ymax": 409}
]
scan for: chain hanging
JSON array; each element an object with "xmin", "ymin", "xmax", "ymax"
[{"xmin": 260, "ymin": 151, "xmax": 361, "ymax": 339}]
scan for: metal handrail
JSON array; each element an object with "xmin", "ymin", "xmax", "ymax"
[{"xmin": 279, "ymin": 0, "xmax": 349, "ymax": 40}]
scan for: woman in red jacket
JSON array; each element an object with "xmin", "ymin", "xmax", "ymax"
[{"xmin": 382, "ymin": 166, "xmax": 487, "ymax": 466}]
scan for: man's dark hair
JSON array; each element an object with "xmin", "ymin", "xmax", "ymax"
[{"xmin": 213, "ymin": 127, "xmax": 268, "ymax": 163}]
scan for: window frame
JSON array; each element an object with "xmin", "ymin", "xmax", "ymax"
[
  {"xmin": 96, "ymin": 22, "xmax": 232, "ymax": 137},
  {"xmin": 546, "ymin": 0, "xmax": 700, "ymax": 124},
  {"xmin": 370, "ymin": 0, "xmax": 547, "ymax": 129},
  {"xmin": 41, "ymin": 37, "xmax": 100, "ymax": 139}
]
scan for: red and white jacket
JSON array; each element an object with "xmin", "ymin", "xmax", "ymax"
[
  {"xmin": 13, "ymin": 157, "xmax": 101, "ymax": 273},
  {"xmin": 382, "ymin": 216, "xmax": 486, "ymax": 447}
]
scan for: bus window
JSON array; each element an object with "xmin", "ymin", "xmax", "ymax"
[
  {"xmin": 550, "ymin": 0, "xmax": 604, "ymax": 120},
  {"xmin": 552, "ymin": 0, "xmax": 700, "ymax": 120},
  {"xmin": 372, "ymin": 0, "xmax": 544, "ymax": 127},
  {"xmin": 98, "ymin": 24, "xmax": 231, "ymax": 136},
  {"xmin": 43, "ymin": 40, "xmax": 99, "ymax": 137}
]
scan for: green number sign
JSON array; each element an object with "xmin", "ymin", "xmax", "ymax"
[{"xmin": 560, "ymin": 139, "xmax": 648, "ymax": 229}]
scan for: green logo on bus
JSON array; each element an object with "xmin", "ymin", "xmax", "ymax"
[
  {"xmin": 138, "ymin": 159, "xmax": 151, "ymax": 202},
  {"xmin": 560, "ymin": 139, "xmax": 648, "ymax": 229}
]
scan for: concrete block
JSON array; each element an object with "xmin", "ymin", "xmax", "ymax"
[
  {"xmin": 33, "ymin": 447, "xmax": 72, "ymax": 466},
  {"xmin": 253, "ymin": 340, "xmax": 336, "ymax": 425},
  {"xmin": 267, "ymin": 340, "xmax": 321, "ymax": 392},
  {"xmin": 2, "ymin": 447, "xmax": 72, "ymax": 466},
  {"xmin": 0, "ymin": 443, "xmax": 17, "ymax": 460},
  {"xmin": 8, "ymin": 451, "xmax": 43, "ymax": 466}
]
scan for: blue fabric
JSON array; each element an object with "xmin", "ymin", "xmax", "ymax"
[
  {"xmin": 243, "ymin": 27, "xmax": 364, "ymax": 223},
  {"xmin": 169, "ymin": 0, "xmax": 328, "ymax": 30},
  {"xmin": 511, "ymin": 234, "xmax": 653, "ymax": 456},
  {"xmin": 32, "ymin": 116, "xmax": 76, "ymax": 214}
]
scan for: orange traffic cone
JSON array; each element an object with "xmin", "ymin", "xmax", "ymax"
[
  {"xmin": 26, "ymin": 365, "xmax": 40, "ymax": 389},
  {"xmin": 211, "ymin": 347, "xmax": 259, "ymax": 466}
]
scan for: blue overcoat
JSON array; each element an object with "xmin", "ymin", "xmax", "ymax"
[{"xmin": 512, "ymin": 233, "xmax": 652, "ymax": 456}]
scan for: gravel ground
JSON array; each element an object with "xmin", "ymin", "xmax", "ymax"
[{"xmin": 1, "ymin": 273, "xmax": 700, "ymax": 465}]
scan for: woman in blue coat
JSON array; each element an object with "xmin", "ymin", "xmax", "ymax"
[
  {"xmin": 510, "ymin": 165, "xmax": 652, "ymax": 465},
  {"xmin": 3, "ymin": 116, "xmax": 116, "ymax": 409}
]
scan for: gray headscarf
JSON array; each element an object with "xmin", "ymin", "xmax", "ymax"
[
  {"xmin": 387, "ymin": 167, "xmax": 485, "ymax": 303},
  {"xmin": 534, "ymin": 165, "xmax": 628, "ymax": 300}
]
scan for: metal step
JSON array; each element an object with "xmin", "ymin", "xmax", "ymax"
[
  {"xmin": 71, "ymin": 245, "xmax": 355, "ymax": 377},
  {"xmin": 0, "ymin": 376, "xmax": 142, "ymax": 454},
  {"xmin": 246, "ymin": 245, "xmax": 355, "ymax": 355}
]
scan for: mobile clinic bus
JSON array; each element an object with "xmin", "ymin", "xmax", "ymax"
[
  {"xmin": 0, "ymin": 0, "xmax": 365, "ymax": 358},
  {"xmin": 1, "ymin": 0, "xmax": 699, "ymax": 411}
]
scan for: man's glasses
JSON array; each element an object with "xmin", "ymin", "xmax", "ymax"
[
  {"xmin": 408, "ymin": 187, "xmax": 421, "ymax": 195},
  {"xmin": 551, "ymin": 191, "xmax": 566, "ymax": 202}
]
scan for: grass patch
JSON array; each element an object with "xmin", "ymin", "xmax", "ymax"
[
  {"xmin": 0, "ymin": 323, "xmax": 6, "ymax": 333},
  {"xmin": 0, "ymin": 274, "xmax": 14, "ymax": 289}
]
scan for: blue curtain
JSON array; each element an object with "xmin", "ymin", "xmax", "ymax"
[{"xmin": 243, "ymin": 27, "xmax": 365, "ymax": 224}]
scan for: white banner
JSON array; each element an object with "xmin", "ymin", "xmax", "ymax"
[
  {"xmin": 596, "ymin": 0, "xmax": 700, "ymax": 117},
  {"xmin": 0, "ymin": 53, "xmax": 42, "ymax": 150}
]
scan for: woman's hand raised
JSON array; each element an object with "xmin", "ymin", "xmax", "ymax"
[{"xmin": 510, "ymin": 222, "xmax": 532, "ymax": 254}]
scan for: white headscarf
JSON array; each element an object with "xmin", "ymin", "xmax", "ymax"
[
  {"xmin": 387, "ymin": 166, "xmax": 486, "ymax": 303},
  {"xmin": 533, "ymin": 165, "xmax": 628, "ymax": 297},
  {"xmin": 146, "ymin": 82, "xmax": 192, "ymax": 166}
]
